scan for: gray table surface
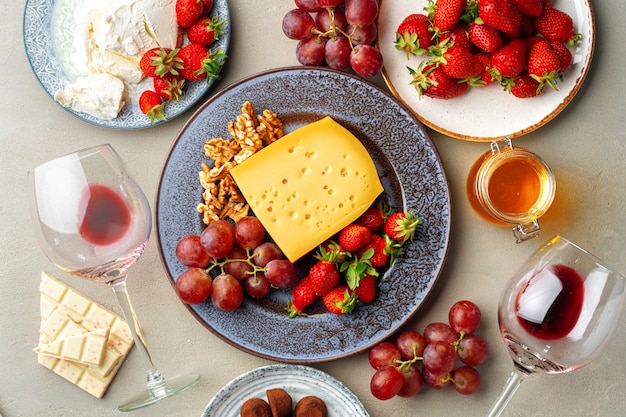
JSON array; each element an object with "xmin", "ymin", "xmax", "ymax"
[{"xmin": 2, "ymin": 1, "xmax": 625, "ymax": 416}]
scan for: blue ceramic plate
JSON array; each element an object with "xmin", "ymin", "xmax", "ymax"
[
  {"xmin": 156, "ymin": 67, "xmax": 451, "ymax": 363},
  {"xmin": 22, "ymin": 0, "xmax": 230, "ymax": 129},
  {"xmin": 202, "ymin": 364, "xmax": 369, "ymax": 417}
]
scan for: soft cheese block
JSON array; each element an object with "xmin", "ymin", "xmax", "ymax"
[{"xmin": 230, "ymin": 116, "xmax": 383, "ymax": 262}]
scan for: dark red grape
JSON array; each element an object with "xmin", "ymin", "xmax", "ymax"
[
  {"xmin": 451, "ymin": 366, "xmax": 481, "ymax": 395},
  {"xmin": 345, "ymin": 0, "xmax": 378, "ymax": 27},
  {"xmin": 317, "ymin": 0, "xmax": 345, "ymax": 7},
  {"xmin": 175, "ymin": 234, "xmax": 211, "ymax": 268},
  {"xmin": 245, "ymin": 273, "xmax": 272, "ymax": 299},
  {"xmin": 350, "ymin": 22, "xmax": 377, "ymax": 46},
  {"xmin": 350, "ymin": 44, "xmax": 383, "ymax": 77},
  {"xmin": 368, "ymin": 341, "xmax": 401, "ymax": 370},
  {"xmin": 397, "ymin": 364, "xmax": 422, "ymax": 397},
  {"xmin": 457, "ymin": 334, "xmax": 489, "ymax": 366},
  {"xmin": 210, "ymin": 273, "xmax": 243, "ymax": 312},
  {"xmin": 175, "ymin": 268, "xmax": 212, "ymax": 304},
  {"xmin": 264, "ymin": 259, "xmax": 297, "ymax": 288},
  {"xmin": 396, "ymin": 330, "xmax": 426, "ymax": 360},
  {"xmin": 325, "ymin": 36, "xmax": 352, "ymax": 70},
  {"xmin": 296, "ymin": 36, "xmax": 327, "ymax": 65},
  {"xmin": 422, "ymin": 368, "xmax": 451, "ymax": 390},
  {"xmin": 370, "ymin": 365, "xmax": 404, "ymax": 400},
  {"xmin": 315, "ymin": 7, "xmax": 347, "ymax": 33},
  {"xmin": 422, "ymin": 341, "xmax": 457, "ymax": 375},
  {"xmin": 252, "ymin": 242, "xmax": 284, "ymax": 267},
  {"xmin": 295, "ymin": 0, "xmax": 322, "ymax": 12},
  {"xmin": 234, "ymin": 216, "xmax": 266, "ymax": 250},
  {"xmin": 223, "ymin": 247, "xmax": 254, "ymax": 280},
  {"xmin": 449, "ymin": 300, "xmax": 482, "ymax": 335},
  {"xmin": 282, "ymin": 8, "xmax": 316, "ymax": 40},
  {"xmin": 201, "ymin": 219, "xmax": 236, "ymax": 259},
  {"xmin": 423, "ymin": 322, "xmax": 458, "ymax": 344}
]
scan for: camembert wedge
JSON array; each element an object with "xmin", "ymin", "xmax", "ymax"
[{"xmin": 230, "ymin": 116, "xmax": 383, "ymax": 262}]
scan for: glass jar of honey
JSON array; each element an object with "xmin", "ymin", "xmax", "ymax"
[{"xmin": 466, "ymin": 137, "xmax": 556, "ymax": 243}]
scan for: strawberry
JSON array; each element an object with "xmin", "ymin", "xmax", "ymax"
[
  {"xmin": 395, "ymin": 14, "xmax": 433, "ymax": 58},
  {"xmin": 527, "ymin": 38, "xmax": 561, "ymax": 92},
  {"xmin": 178, "ymin": 44, "xmax": 227, "ymax": 82},
  {"xmin": 441, "ymin": 45, "xmax": 481, "ymax": 79},
  {"xmin": 338, "ymin": 223, "xmax": 371, "ymax": 252},
  {"xmin": 489, "ymin": 38, "xmax": 527, "ymax": 81},
  {"xmin": 139, "ymin": 48, "xmax": 182, "ymax": 78},
  {"xmin": 383, "ymin": 210, "xmax": 421, "ymax": 243},
  {"xmin": 510, "ymin": 71, "xmax": 542, "ymax": 98},
  {"xmin": 322, "ymin": 285, "xmax": 357, "ymax": 315},
  {"xmin": 468, "ymin": 21, "xmax": 503, "ymax": 53},
  {"xmin": 438, "ymin": 24, "xmax": 473, "ymax": 51},
  {"xmin": 356, "ymin": 205, "xmax": 387, "ymax": 233},
  {"xmin": 322, "ymin": 240, "xmax": 348, "ymax": 262},
  {"xmin": 468, "ymin": 52, "xmax": 494, "ymax": 87},
  {"xmin": 478, "ymin": 0, "xmax": 522, "ymax": 35},
  {"xmin": 409, "ymin": 63, "xmax": 469, "ymax": 100},
  {"xmin": 357, "ymin": 234, "xmax": 391, "ymax": 268},
  {"xmin": 287, "ymin": 276, "xmax": 317, "ymax": 318},
  {"xmin": 187, "ymin": 16, "xmax": 227, "ymax": 46},
  {"xmin": 534, "ymin": 6, "xmax": 579, "ymax": 44},
  {"xmin": 154, "ymin": 73, "xmax": 185, "ymax": 101},
  {"xmin": 431, "ymin": 0, "xmax": 466, "ymax": 32},
  {"xmin": 354, "ymin": 274, "xmax": 376, "ymax": 304},
  {"xmin": 550, "ymin": 41, "xmax": 572, "ymax": 71},
  {"xmin": 176, "ymin": 0, "xmax": 204, "ymax": 28},
  {"xmin": 200, "ymin": 0, "xmax": 213, "ymax": 15},
  {"xmin": 309, "ymin": 248, "xmax": 340, "ymax": 296},
  {"xmin": 513, "ymin": 0, "xmax": 543, "ymax": 17},
  {"xmin": 520, "ymin": 15, "xmax": 538, "ymax": 37},
  {"xmin": 138, "ymin": 90, "xmax": 166, "ymax": 124}
]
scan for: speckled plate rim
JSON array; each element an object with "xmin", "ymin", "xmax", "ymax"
[
  {"xmin": 22, "ymin": 0, "xmax": 230, "ymax": 130},
  {"xmin": 201, "ymin": 364, "xmax": 369, "ymax": 417},
  {"xmin": 155, "ymin": 66, "xmax": 451, "ymax": 363},
  {"xmin": 377, "ymin": 0, "xmax": 595, "ymax": 141}
]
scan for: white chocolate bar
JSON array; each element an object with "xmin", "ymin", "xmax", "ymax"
[
  {"xmin": 35, "ymin": 322, "xmax": 109, "ymax": 366},
  {"xmin": 36, "ymin": 272, "xmax": 134, "ymax": 398}
]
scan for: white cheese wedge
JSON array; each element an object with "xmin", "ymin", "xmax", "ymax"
[
  {"xmin": 230, "ymin": 117, "xmax": 384, "ymax": 262},
  {"xmin": 54, "ymin": 73, "xmax": 125, "ymax": 120}
]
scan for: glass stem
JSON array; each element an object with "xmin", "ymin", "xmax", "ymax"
[
  {"xmin": 110, "ymin": 277, "xmax": 166, "ymax": 393},
  {"xmin": 486, "ymin": 366, "xmax": 529, "ymax": 417}
]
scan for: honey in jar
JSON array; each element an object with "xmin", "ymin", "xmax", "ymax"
[{"xmin": 467, "ymin": 137, "xmax": 556, "ymax": 242}]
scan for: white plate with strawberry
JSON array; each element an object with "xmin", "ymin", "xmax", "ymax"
[
  {"xmin": 377, "ymin": 0, "xmax": 595, "ymax": 141},
  {"xmin": 155, "ymin": 67, "xmax": 451, "ymax": 363},
  {"xmin": 23, "ymin": 0, "xmax": 230, "ymax": 129}
]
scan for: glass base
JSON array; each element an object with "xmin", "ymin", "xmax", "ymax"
[{"xmin": 118, "ymin": 374, "xmax": 201, "ymax": 412}]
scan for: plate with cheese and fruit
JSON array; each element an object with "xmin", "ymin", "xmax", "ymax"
[
  {"xmin": 23, "ymin": 0, "xmax": 230, "ymax": 129},
  {"xmin": 155, "ymin": 67, "xmax": 451, "ymax": 363},
  {"xmin": 201, "ymin": 364, "xmax": 369, "ymax": 417},
  {"xmin": 377, "ymin": 0, "xmax": 595, "ymax": 141}
]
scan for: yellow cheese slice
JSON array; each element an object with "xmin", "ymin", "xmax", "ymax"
[{"xmin": 230, "ymin": 116, "xmax": 383, "ymax": 262}]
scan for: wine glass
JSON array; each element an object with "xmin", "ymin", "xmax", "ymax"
[
  {"xmin": 28, "ymin": 144, "xmax": 200, "ymax": 411},
  {"xmin": 488, "ymin": 235, "xmax": 625, "ymax": 416}
]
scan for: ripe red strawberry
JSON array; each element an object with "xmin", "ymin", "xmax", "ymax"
[
  {"xmin": 527, "ymin": 38, "xmax": 561, "ymax": 92},
  {"xmin": 354, "ymin": 274, "xmax": 376, "ymax": 304},
  {"xmin": 409, "ymin": 63, "xmax": 469, "ymax": 100},
  {"xmin": 200, "ymin": 0, "xmax": 213, "ymax": 15},
  {"xmin": 510, "ymin": 71, "xmax": 542, "ymax": 98},
  {"xmin": 513, "ymin": 0, "xmax": 543, "ymax": 17},
  {"xmin": 309, "ymin": 249, "xmax": 340, "ymax": 296},
  {"xmin": 322, "ymin": 285, "xmax": 357, "ymax": 315},
  {"xmin": 187, "ymin": 16, "xmax": 227, "ymax": 46},
  {"xmin": 383, "ymin": 210, "xmax": 421, "ymax": 243},
  {"xmin": 322, "ymin": 240, "xmax": 348, "ymax": 262},
  {"xmin": 139, "ymin": 48, "xmax": 182, "ymax": 78},
  {"xmin": 468, "ymin": 21, "xmax": 503, "ymax": 53},
  {"xmin": 441, "ymin": 45, "xmax": 481, "ymax": 79},
  {"xmin": 432, "ymin": 0, "xmax": 466, "ymax": 32},
  {"xmin": 138, "ymin": 90, "xmax": 166, "ymax": 124},
  {"xmin": 439, "ymin": 24, "xmax": 474, "ymax": 51},
  {"xmin": 356, "ymin": 205, "xmax": 386, "ymax": 233},
  {"xmin": 154, "ymin": 73, "xmax": 185, "ymax": 101},
  {"xmin": 358, "ymin": 234, "xmax": 390, "ymax": 268},
  {"xmin": 178, "ymin": 44, "xmax": 227, "ymax": 82},
  {"xmin": 395, "ymin": 13, "xmax": 432, "ymax": 58},
  {"xmin": 489, "ymin": 38, "xmax": 527, "ymax": 81},
  {"xmin": 339, "ymin": 224, "xmax": 371, "ymax": 252},
  {"xmin": 470, "ymin": 52, "xmax": 495, "ymax": 87},
  {"xmin": 550, "ymin": 41, "xmax": 572, "ymax": 71},
  {"xmin": 478, "ymin": 0, "xmax": 522, "ymax": 35},
  {"xmin": 534, "ymin": 6, "xmax": 579, "ymax": 44},
  {"xmin": 176, "ymin": 0, "xmax": 203, "ymax": 28},
  {"xmin": 287, "ymin": 276, "xmax": 317, "ymax": 318}
]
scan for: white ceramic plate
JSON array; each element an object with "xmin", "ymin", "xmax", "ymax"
[
  {"xmin": 378, "ymin": 0, "xmax": 595, "ymax": 141},
  {"xmin": 201, "ymin": 364, "xmax": 369, "ymax": 417},
  {"xmin": 22, "ymin": 0, "xmax": 230, "ymax": 129}
]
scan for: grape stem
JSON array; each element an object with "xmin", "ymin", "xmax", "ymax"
[
  {"xmin": 310, "ymin": 6, "xmax": 362, "ymax": 51},
  {"xmin": 205, "ymin": 248, "xmax": 264, "ymax": 278}
]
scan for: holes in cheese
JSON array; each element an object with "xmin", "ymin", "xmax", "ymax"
[{"xmin": 230, "ymin": 116, "xmax": 383, "ymax": 262}]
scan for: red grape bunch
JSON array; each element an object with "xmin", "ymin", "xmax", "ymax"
[
  {"xmin": 282, "ymin": 0, "xmax": 384, "ymax": 77},
  {"xmin": 173, "ymin": 216, "xmax": 297, "ymax": 312},
  {"xmin": 368, "ymin": 300, "xmax": 489, "ymax": 400}
]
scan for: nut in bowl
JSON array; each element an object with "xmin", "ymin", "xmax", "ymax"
[{"xmin": 377, "ymin": 0, "xmax": 595, "ymax": 141}]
